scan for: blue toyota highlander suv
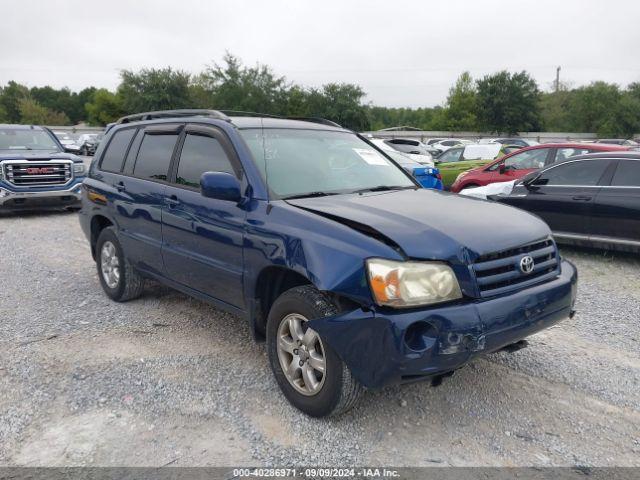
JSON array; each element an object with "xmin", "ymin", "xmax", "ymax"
[
  {"xmin": 0, "ymin": 124, "xmax": 86, "ymax": 210},
  {"xmin": 80, "ymin": 110, "xmax": 578, "ymax": 417}
]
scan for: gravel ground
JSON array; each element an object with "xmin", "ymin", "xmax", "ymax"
[{"xmin": 0, "ymin": 205, "xmax": 639, "ymax": 467}]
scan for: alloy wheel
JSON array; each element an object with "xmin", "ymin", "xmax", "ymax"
[
  {"xmin": 100, "ymin": 241, "xmax": 120, "ymax": 289},
  {"xmin": 276, "ymin": 313, "xmax": 326, "ymax": 396}
]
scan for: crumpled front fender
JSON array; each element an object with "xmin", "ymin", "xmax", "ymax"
[{"xmin": 308, "ymin": 309, "xmax": 407, "ymax": 389}]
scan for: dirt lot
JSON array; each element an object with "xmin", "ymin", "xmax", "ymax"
[{"xmin": 0, "ymin": 206, "xmax": 639, "ymax": 467}]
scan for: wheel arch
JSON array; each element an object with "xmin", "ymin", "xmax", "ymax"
[
  {"xmin": 251, "ymin": 266, "xmax": 312, "ymax": 341},
  {"xmin": 249, "ymin": 265, "xmax": 361, "ymax": 342},
  {"xmin": 89, "ymin": 214, "xmax": 115, "ymax": 260}
]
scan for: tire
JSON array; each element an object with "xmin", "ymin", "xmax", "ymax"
[
  {"xmin": 80, "ymin": 146, "xmax": 88, "ymax": 156},
  {"xmin": 95, "ymin": 227, "xmax": 144, "ymax": 302},
  {"xmin": 266, "ymin": 285, "xmax": 364, "ymax": 417}
]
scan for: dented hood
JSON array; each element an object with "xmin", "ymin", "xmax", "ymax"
[{"xmin": 286, "ymin": 189, "xmax": 550, "ymax": 260}]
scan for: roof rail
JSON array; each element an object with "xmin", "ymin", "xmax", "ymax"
[
  {"xmin": 286, "ymin": 117, "xmax": 342, "ymax": 128},
  {"xmin": 219, "ymin": 110, "xmax": 282, "ymax": 119},
  {"xmin": 222, "ymin": 112, "xmax": 342, "ymax": 128},
  {"xmin": 116, "ymin": 109, "xmax": 230, "ymax": 124}
]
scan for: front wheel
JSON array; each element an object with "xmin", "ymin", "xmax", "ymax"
[{"xmin": 267, "ymin": 285, "xmax": 363, "ymax": 417}]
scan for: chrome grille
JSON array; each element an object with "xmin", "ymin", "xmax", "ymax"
[
  {"xmin": 3, "ymin": 161, "xmax": 72, "ymax": 186},
  {"xmin": 472, "ymin": 238, "xmax": 560, "ymax": 297}
]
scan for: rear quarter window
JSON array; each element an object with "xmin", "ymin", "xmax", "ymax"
[
  {"xmin": 99, "ymin": 128, "xmax": 136, "ymax": 172},
  {"xmin": 611, "ymin": 160, "xmax": 640, "ymax": 187}
]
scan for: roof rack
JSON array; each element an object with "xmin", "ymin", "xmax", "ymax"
[
  {"xmin": 286, "ymin": 117, "xmax": 342, "ymax": 128},
  {"xmin": 113, "ymin": 109, "xmax": 342, "ymax": 129},
  {"xmin": 116, "ymin": 109, "xmax": 230, "ymax": 124}
]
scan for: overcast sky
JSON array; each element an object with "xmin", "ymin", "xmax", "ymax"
[{"xmin": 2, "ymin": 0, "xmax": 639, "ymax": 107}]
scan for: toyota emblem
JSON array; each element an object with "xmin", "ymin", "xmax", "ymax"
[{"xmin": 519, "ymin": 255, "xmax": 535, "ymax": 274}]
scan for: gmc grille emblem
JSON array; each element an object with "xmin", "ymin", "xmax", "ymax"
[{"xmin": 25, "ymin": 167, "xmax": 54, "ymax": 174}]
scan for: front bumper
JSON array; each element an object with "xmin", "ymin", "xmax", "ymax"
[
  {"xmin": 0, "ymin": 182, "xmax": 83, "ymax": 209},
  {"xmin": 309, "ymin": 259, "xmax": 577, "ymax": 389}
]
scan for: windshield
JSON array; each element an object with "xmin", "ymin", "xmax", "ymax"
[
  {"xmin": 383, "ymin": 149, "xmax": 418, "ymax": 167},
  {"xmin": 240, "ymin": 129, "xmax": 415, "ymax": 199},
  {"xmin": 0, "ymin": 128, "xmax": 61, "ymax": 151}
]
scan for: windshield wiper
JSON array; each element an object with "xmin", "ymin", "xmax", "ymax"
[
  {"xmin": 282, "ymin": 191, "xmax": 340, "ymax": 200},
  {"xmin": 352, "ymin": 185, "xmax": 416, "ymax": 194}
]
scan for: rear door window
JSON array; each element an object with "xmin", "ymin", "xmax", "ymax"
[
  {"xmin": 100, "ymin": 128, "xmax": 136, "ymax": 172},
  {"xmin": 504, "ymin": 148, "xmax": 549, "ymax": 170},
  {"xmin": 611, "ymin": 160, "xmax": 640, "ymax": 187},
  {"xmin": 133, "ymin": 133, "xmax": 179, "ymax": 181},
  {"xmin": 553, "ymin": 147, "xmax": 590, "ymax": 163}
]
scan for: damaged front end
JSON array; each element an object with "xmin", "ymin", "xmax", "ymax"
[{"xmin": 308, "ymin": 259, "xmax": 577, "ymax": 390}]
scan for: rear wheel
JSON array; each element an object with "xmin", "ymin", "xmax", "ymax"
[
  {"xmin": 96, "ymin": 227, "xmax": 144, "ymax": 302},
  {"xmin": 267, "ymin": 285, "xmax": 363, "ymax": 417}
]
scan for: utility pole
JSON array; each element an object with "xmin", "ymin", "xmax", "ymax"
[{"xmin": 555, "ymin": 66, "xmax": 561, "ymax": 93}]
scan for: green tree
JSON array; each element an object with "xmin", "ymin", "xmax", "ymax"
[
  {"xmin": 441, "ymin": 72, "xmax": 478, "ymax": 130},
  {"xmin": 566, "ymin": 82, "xmax": 625, "ymax": 136},
  {"xmin": 30, "ymin": 86, "xmax": 74, "ymax": 119},
  {"xmin": 74, "ymin": 87, "xmax": 97, "ymax": 123},
  {"xmin": 616, "ymin": 92, "xmax": 640, "ymax": 137},
  {"xmin": 196, "ymin": 53, "xmax": 289, "ymax": 114},
  {"xmin": 476, "ymin": 71, "xmax": 541, "ymax": 134},
  {"xmin": 539, "ymin": 87, "xmax": 572, "ymax": 132},
  {"xmin": 30, "ymin": 85, "xmax": 97, "ymax": 124},
  {"xmin": 85, "ymin": 89, "xmax": 125, "ymax": 126},
  {"xmin": 304, "ymin": 83, "xmax": 370, "ymax": 131},
  {"xmin": 18, "ymin": 98, "xmax": 70, "ymax": 125},
  {"xmin": 0, "ymin": 81, "xmax": 30, "ymax": 123},
  {"xmin": 117, "ymin": 67, "xmax": 193, "ymax": 113}
]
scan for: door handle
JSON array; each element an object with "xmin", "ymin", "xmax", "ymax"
[
  {"xmin": 166, "ymin": 194, "xmax": 180, "ymax": 207},
  {"xmin": 572, "ymin": 195, "xmax": 592, "ymax": 201},
  {"xmin": 114, "ymin": 182, "xmax": 125, "ymax": 192}
]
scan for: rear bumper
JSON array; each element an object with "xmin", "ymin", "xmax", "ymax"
[
  {"xmin": 309, "ymin": 259, "xmax": 577, "ymax": 389},
  {"xmin": 0, "ymin": 182, "xmax": 83, "ymax": 209}
]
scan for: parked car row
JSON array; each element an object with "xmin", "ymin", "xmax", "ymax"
[
  {"xmin": 461, "ymin": 152, "xmax": 640, "ymax": 254},
  {"xmin": 51, "ymin": 131, "xmax": 103, "ymax": 156},
  {"xmin": 450, "ymin": 143, "xmax": 631, "ymax": 192},
  {"xmin": 434, "ymin": 143, "xmax": 517, "ymax": 187}
]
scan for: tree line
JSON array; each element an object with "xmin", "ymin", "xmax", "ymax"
[{"xmin": 1, "ymin": 53, "xmax": 639, "ymax": 136}]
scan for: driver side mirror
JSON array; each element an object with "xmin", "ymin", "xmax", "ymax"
[
  {"xmin": 200, "ymin": 172, "xmax": 242, "ymax": 202},
  {"xmin": 498, "ymin": 163, "xmax": 506, "ymax": 174},
  {"xmin": 522, "ymin": 173, "xmax": 542, "ymax": 189}
]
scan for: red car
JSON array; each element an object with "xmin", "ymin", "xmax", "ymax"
[{"xmin": 450, "ymin": 143, "xmax": 631, "ymax": 193}]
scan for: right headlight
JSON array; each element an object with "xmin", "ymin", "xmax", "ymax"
[{"xmin": 366, "ymin": 258, "xmax": 462, "ymax": 308}]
